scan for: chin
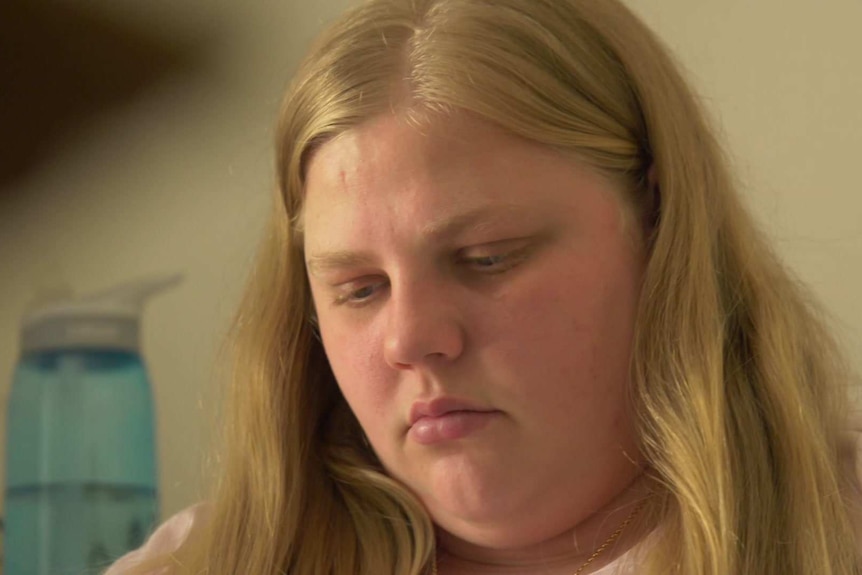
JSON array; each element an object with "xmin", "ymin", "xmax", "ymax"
[
  {"xmin": 426, "ymin": 489, "xmax": 566, "ymax": 549},
  {"xmin": 434, "ymin": 510, "xmax": 572, "ymax": 551}
]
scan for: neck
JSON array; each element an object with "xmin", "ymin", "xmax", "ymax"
[{"xmin": 435, "ymin": 473, "xmax": 655, "ymax": 575}]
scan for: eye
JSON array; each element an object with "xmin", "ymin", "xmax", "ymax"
[
  {"xmin": 332, "ymin": 279, "xmax": 388, "ymax": 307},
  {"xmin": 465, "ymin": 254, "xmax": 510, "ymax": 271},
  {"xmin": 459, "ymin": 242, "xmax": 530, "ymax": 274}
]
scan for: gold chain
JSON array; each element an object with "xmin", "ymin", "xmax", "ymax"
[
  {"xmin": 431, "ymin": 499, "xmax": 646, "ymax": 575},
  {"xmin": 572, "ymin": 499, "xmax": 646, "ymax": 575}
]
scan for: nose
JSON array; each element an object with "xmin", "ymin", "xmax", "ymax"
[{"xmin": 382, "ymin": 277, "xmax": 466, "ymax": 369}]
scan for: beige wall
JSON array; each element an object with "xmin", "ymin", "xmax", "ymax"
[{"xmin": 1, "ymin": 0, "xmax": 859, "ymax": 521}]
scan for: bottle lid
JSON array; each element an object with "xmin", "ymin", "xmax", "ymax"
[{"xmin": 21, "ymin": 274, "xmax": 182, "ymax": 353}]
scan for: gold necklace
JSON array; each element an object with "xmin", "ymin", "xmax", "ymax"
[{"xmin": 431, "ymin": 499, "xmax": 646, "ymax": 575}]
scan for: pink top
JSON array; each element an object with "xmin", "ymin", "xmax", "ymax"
[
  {"xmin": 105, "ymin": 421, "xmax": 862, "ymax": 574},
  {"xmin": 103, "ymin": 505, "xmax": 643, "ymax": 574},
  {"xmin": 104, "ymin": 503, "xmax": 208, "ymax": 575}
]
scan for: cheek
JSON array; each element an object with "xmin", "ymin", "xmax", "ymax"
[
  {"xmin": 487, "ymin": 253, "xmax": 641, "ymax": 403},
  {"xmin": 318, "ymin": 315, "xmax": 394, "ymax": 430}
]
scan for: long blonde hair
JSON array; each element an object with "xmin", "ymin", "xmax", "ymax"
[{"xmin": 139, "ymin": 0, "xmax": 860, "ymax": 573}]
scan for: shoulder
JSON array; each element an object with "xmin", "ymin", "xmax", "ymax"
[
  {"xmin": 599, "ymin": 411, "xmax": 862, "ymax": 574},
  {"xmin": 103, "ymin": 503, "xmax": 209, "ymax": 575},
  {"xmin": 843, "ymin": 410, "xmax": 862, "ymax": 524}
]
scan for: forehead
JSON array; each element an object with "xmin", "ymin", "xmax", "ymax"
[
  {"xmin": 310, "ymin": 115, "xmax": 552, "ymax": 205},
  {"xmin": 303, "ymin": 113, "xmax": 550, "ymax": 205},
  {"xmin": 300, "ymin": 112, "xmax": 628, "ymax": 253}
]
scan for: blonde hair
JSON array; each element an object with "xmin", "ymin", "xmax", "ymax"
[{"xmin": 134, "ymin": 0, "xmax": 861, "ymax": 573}]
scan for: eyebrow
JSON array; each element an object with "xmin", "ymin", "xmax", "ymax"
[
  {"xmin": 306, "ymin": 250, "xmax": 378, "ymax": 277},
  {"xmin": 420, "ymin": 203, "xmax": 525, "ymax": 239},
  {"xmin": 305, "ymin": 203, "xmax": 527, "ymax": 277}
]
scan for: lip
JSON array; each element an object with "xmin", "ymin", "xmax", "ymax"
[
  {"xmin": 407, "ymin": 397, "xmax": 500, "ymax": 445},
  {"xmin": 408, "ymin": 397, "xmax": 495, "ymax": 426}
]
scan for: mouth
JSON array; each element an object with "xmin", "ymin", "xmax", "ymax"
[{"xmin": 408, "ymin": 397, "xmax": 501, "ymax": 445}]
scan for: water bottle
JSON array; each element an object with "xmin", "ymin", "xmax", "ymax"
[{"xmin": 4, "ymin": 275, "xmax": 180, "ymax": 575}]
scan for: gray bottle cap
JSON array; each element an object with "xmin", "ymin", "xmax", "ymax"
[
  {"xmin": 19, "ymin": 274, "xmax": 181, "ymax": 354},
  {"xmin": 22, "ymin": 311, "xmax": 140, "ymax": 353}
]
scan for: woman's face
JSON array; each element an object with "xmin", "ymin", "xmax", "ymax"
[{"xmin": 303, "ymin": 112, "xmax": 646, "ymax": 549}]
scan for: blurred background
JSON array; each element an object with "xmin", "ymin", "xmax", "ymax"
[{"xmin": 0, "ymin": 0, "xmax": 860, "ymax": 526}]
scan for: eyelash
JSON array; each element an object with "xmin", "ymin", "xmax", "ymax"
[
  {"xmin": 460, "ymin": 252, "xmax": 520, "ymax": 274},
  {"xmin": 333, "ymin": 282, "xmax": 386, "ymax": 307},
  {"xmin": 332, "ymin": 281, "xmax": 385, "ymax": 307},
  {"xmin": 330, "ymin": 247, "xmax": 529, "ymax": 307}
]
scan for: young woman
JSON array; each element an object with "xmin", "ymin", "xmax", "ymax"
[{"xmin": 107, "ymin": 0, "xmax": 862, "ymax": 573}]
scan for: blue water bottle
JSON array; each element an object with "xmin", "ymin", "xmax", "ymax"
[{"xmin": 4, "ymin": 275, "xmax": 180, "ymax": 575}]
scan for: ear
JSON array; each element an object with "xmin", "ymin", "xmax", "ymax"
[
  {"xmin": 308, "ymin": 306, "xmax": 322, "ymax": 342},
  {"xmin": 643, "ymin": 164, "xmax": 661, "ymax": 243},
  {"xmin": 647, "ymin": 164, "xmax": 658, "ymax": 192}
]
